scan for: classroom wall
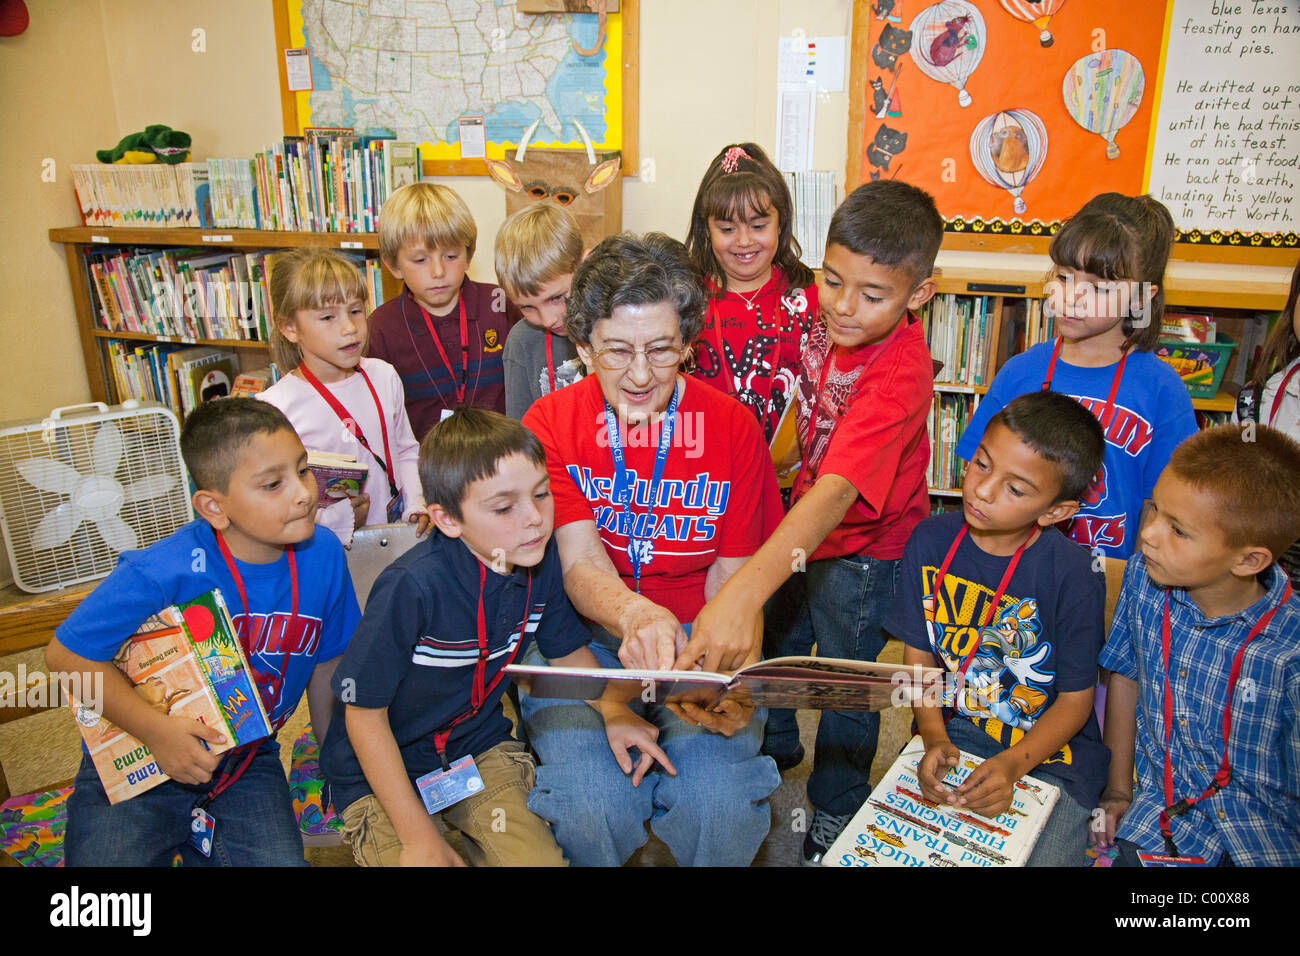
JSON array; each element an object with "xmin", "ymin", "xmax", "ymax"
[{"xmin": 0, "ymin": 0, "xmax": 852, "ymax": 426}]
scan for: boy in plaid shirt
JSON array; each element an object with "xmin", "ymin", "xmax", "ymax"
[{"xmin": 1098, "ymin": 424, "xmax": 1300, "ymax": 865}]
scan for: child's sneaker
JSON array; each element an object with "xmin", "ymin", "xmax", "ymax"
[{"xmin": 801, "ymin": 808, "xmax": 851, "ymax": 866}]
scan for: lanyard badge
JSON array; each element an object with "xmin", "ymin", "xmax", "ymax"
[{"xmin": 603, "ymin": 383, "xmax": 679, "ymax": 592}]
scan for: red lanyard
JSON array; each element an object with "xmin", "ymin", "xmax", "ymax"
[
  {"xmin": 1157, "ymin": 580, "xmax": 1292, "ymax": 855},
  {"xmin": 215, "ymin": 530, "xmax": 298, "ymax": 715},
  {"xmin": 432, "ymin": 563, "xmax": 533, "ymax": 771},
  {"xmin": 545, "ymin": 332, "xmax": 556, "ymax": 393},
  {"xmin": 1268, "ymin": 361, "xmax": 1300, "ymax": 426},
  {"xmin": 414, "ymin": 293, "xmax": 469, "ymax": 405},
  {"xmin": 297, "ymin": 362, "xmax": 399, "ymax": 500},
  {"xmin": 927, "ymin": 523, "xmax": 1039, "ymax": 685},
  {"xmin": 1041, "ymin": 336, "xmax": 1129, "ymax": 429},
  {"xmin": 206, "ymin": 531, "xmax": 300, "ymax": 801}
]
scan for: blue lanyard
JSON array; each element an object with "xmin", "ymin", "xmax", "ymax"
[{"xmin": 603, "ymin": 382, "xmax": 679, "ymax": 592}]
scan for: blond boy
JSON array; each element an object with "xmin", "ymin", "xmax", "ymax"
[
  {"xmin": 495, "ymin": 203, "xmax": 587, "ymax": 419},
  {"xmin": 369, "ymin": 183, "xmax": 519, "ymax": 438}
]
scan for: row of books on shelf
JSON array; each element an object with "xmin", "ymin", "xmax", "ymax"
[
  {"xmin": 926, "ymin": 391, "xmax": 975, "ymax": 493},
  {"xmin": 105, "ymin": 343, "xmax": 280, "ymax": 418},
  {"xmin": 785, "ymin": 171, "xmax": 837, "ymax": 270},
  {"xmin": 71, "ymin": 132, "xmax": 421, "ymax": 233},
  {"xmin": 921, "ymin": 295, "xmax": 1056, "ymax": 388},
  {"xmin": 87, "ymin": 246, "xmax": 386, "ymax": 342}
]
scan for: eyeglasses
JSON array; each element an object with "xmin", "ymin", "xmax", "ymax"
[{"xmin": 589, "ymin": 343, "xmax": 688, "ymax": 370}]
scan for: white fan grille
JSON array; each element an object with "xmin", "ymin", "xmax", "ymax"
[{"xmin": 0, "ymin": 404, "xmax": 193, "ymax": 593}]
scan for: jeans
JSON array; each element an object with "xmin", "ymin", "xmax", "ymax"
[
  {"xmin": 519, "ymin": 635, "xmax": 781, "ymax": 867},
  {"xmin": 65, "ymin": 742, "xmax": 307, "ymax": 867},
  {"xmin": 800, "ymin": 553, "xmax": 902, "ymax": 817},
  {"xmin": 761, "ymin": 573, "xmax": 814, "ymax": 758}
]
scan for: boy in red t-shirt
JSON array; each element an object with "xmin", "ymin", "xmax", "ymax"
[
  {"xmin": 368, "ymin": 183, "xmax": 520, "ymax": 439},
  {"xmin": 687, "ymin": 180, "xmax": 942, "ymax": 864}
]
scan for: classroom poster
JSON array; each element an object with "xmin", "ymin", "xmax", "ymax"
[{"xmin": 855, "ymin": 0, "xmax": 1300, "ymax": 246}]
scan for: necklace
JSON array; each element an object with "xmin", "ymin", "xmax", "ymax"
[{"xmin": 732, "ymin": 285, "xmax": 764, "ymax": 310}]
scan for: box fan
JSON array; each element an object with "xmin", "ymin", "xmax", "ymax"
[{"xmin": 0, "ymin": 402, "xmax": 193, "ymax": 593}]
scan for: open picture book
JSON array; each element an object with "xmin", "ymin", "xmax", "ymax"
[{"xmin": 505, "ymin": 657, "xmax": 940, "ymax": 712}]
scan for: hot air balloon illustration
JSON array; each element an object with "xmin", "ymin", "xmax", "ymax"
[
  {"xmin": 1062, "ymin": 49, "xmax": 1145, "ymax": 159},
  {"xmin": 999, "ymin": 0, "xmax": 1066, "ymax": 48},
  {"xmin": 909, "ymin": 1, "xmax": 986, "ymax": 107},
  {"xmin": 970, "ymin": 109, "xmax": 1048, "ymax": 215}
]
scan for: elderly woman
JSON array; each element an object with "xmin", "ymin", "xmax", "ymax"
[{"xmin": 519, "ymin": 232, "xmax": 783, "ymax": 866}]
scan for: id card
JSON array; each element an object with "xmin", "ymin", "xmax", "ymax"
[
  {"xmin": 415, "ymin": 756, "xmax": 484, "ymax": 815},
  {"xmin": 386, "ymin": 488, "xmax": 407, "ymax": 523},
  {"xmin": 189, "ymin": 807, "xmax": 215, "ymax": 858},
  {"xmin": 1138, "ymin": 852, "xmax": 1209, "ymax": 867}
]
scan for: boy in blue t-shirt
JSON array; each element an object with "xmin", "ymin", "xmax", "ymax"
[
  {"xmin": 47, "ymin": 399, "xmax": 361, "ymax": 866},
  {"xmin": 883, "ymin": 391, "xmax": 1110, "ymax": 866},
  {"xmin": 321, "ymin": 408, "xmax": 672, "ymax": 867}
]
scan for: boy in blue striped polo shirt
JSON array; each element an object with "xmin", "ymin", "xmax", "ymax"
[{"xmin": 1098, "ymin": 424, "xmax": 1300, "ymax": 866}]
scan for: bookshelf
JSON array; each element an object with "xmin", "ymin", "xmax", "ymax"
[
  {"xmin": 923, "ymin": 250, "xmax": 1296, "ymax": 502},
  {"xmin": 49, "ymin": 227, "xmax": 402, "ymax": 409}
]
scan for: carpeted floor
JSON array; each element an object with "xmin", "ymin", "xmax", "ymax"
[{"xmin": 0, "ymin": 641, "xmax": 912, "ymax": 867}]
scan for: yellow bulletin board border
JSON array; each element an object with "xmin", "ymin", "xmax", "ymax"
[
  {"xmin": 846, "ymin": 0, "xmax": 1298, "ymax": 266},
  {"xmin": 274, "ymin": 0, "xmax": 639, "ymax": 177}
]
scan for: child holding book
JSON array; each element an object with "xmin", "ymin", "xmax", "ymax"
[
  {"xmin": 955, "ymin": 192, "xmax": 1197, "ymax": 559},
  {"xmin": 1236, "ymin": 260, "xmax": 1300, "ymax": 585},
  {"xmin": 684, "ymin": 142, "xmax": 818, "ymax": 444},
  {"xmin": 368, "ymin": 183, "xmax": 520, "ymax": 437},
  {"xmin": 883, "ymin": 391, "xmax": 1110, "ymax": 867},
  {"xmin": 321, "ymin": 409, "xmax": 670, "ymax": 866},
  {"xmin": 47, "ymin": 399, "xmax": 361, "ymax": 866},
  {"xmin": 1097, "ymin": 425, "xmax": 1300, "ymax": 866},
  {"xmin": 687, "ymin": 180, "xmax": 942, "ymax": 864},
  {"xmin": 259, "ymin": 248, "xmax": 424, "ymax": 548},
  {"xmin": 496, "ymin": 203, "xmax": 586, "ymax": 419}
]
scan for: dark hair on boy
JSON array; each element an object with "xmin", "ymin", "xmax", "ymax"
[
  {"xmin": 565, "ymin": 232, "xmax": 708, "ymax": 345},
  {"xmin": 1048, "ymin": 192, "xmax": 1174, "ymax": 352},
  {"xmin": 419, "ymin": 407, "xmax": 547, "ymax": 521},
  {"xmin": 684, "ymin": 142, "xmax": 814, "ymax": 294},
  {"xmin": 181, "ymin": 398, "xmax": 296, "ymax": 493},
  {"xmin": 986, "ymin": 391, "xmax": 1106, "ymax": 503},
  {"xmin": 1166, "ymin": 424, "xmax": 1300, "ymax": 562},
  {"xmin": 825, "ymin": 180, "xmax": 943, "ymax": 287}
]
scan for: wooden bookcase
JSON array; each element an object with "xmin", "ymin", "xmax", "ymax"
[
  {"xmin": 49, "ymin": 227, "xmax": 403, "ymax": 406},
  {"xmin": 924, "ymin": 249, "xmax": 1296, "ymax": 499}
]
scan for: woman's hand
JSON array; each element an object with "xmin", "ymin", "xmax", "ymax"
[{"xmin": 617, "ymin": 599, "xmax": 687, "ymax": 671}]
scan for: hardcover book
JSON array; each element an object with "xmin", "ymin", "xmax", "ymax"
[
  {"xmin": 505, "ymin": 656, "xmax": 940, "ymax": 712},
  {"xmin": 823, "ymin": 735, "xmax": 1060, "ymax": 868},
  {"xmin": 68, "ymin": 588, "xmax": 271, "ymax": 804}
]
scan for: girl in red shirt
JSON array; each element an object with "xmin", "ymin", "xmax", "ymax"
[{"xmin": 684, "ymin": 143, "xmax": 818, "ymax": 445}]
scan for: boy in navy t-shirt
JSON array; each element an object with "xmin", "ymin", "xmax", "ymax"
[
  {"xmin": 48, "ymin": 399, "xmax": 361, "ymax": 866},
  {"xmin": 322, "ymin": 408, "xmax": 672, "ymax": 867},
  {"xmin": 882, "ymin": 392, "xmax": 1110, "ymax": 866}
]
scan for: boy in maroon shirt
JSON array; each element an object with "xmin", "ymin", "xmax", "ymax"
[
  {"xmin": 368, "ymin": 183, "xmax": 520, "ymax": 438},
  {"xmin": 686, "ymin": 180, "xmax": 942, "ymax": 864}
]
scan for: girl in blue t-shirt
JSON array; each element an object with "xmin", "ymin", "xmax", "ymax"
[{"xmin": 956, "ymin": 193, "xmax": 1196, "ymax": 559}]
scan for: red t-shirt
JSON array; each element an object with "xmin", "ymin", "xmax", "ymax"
[
  {"xmin": 525, "ymin": 375, "xmax": 782, "ymax": 622},
  {"xmin": 691, "ymin": 267, "xmax": 818, "ymax": 445},
  {"xmin": 793, "ymin": 312, "xmax": 933, "ymax": 562}
]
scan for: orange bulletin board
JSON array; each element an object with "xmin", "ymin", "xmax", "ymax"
[{"xmin": 848, "ymin": 0, "xmax": 1300, "ymax": 256}]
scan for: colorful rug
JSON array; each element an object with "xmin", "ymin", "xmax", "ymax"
[
  {"xmin": 289, "ymin": 726, "xmax": 341, "ymax": 840},
  {"xmin": 0, "ymin": 787, "xmax": 71, "ymax": 867}
]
